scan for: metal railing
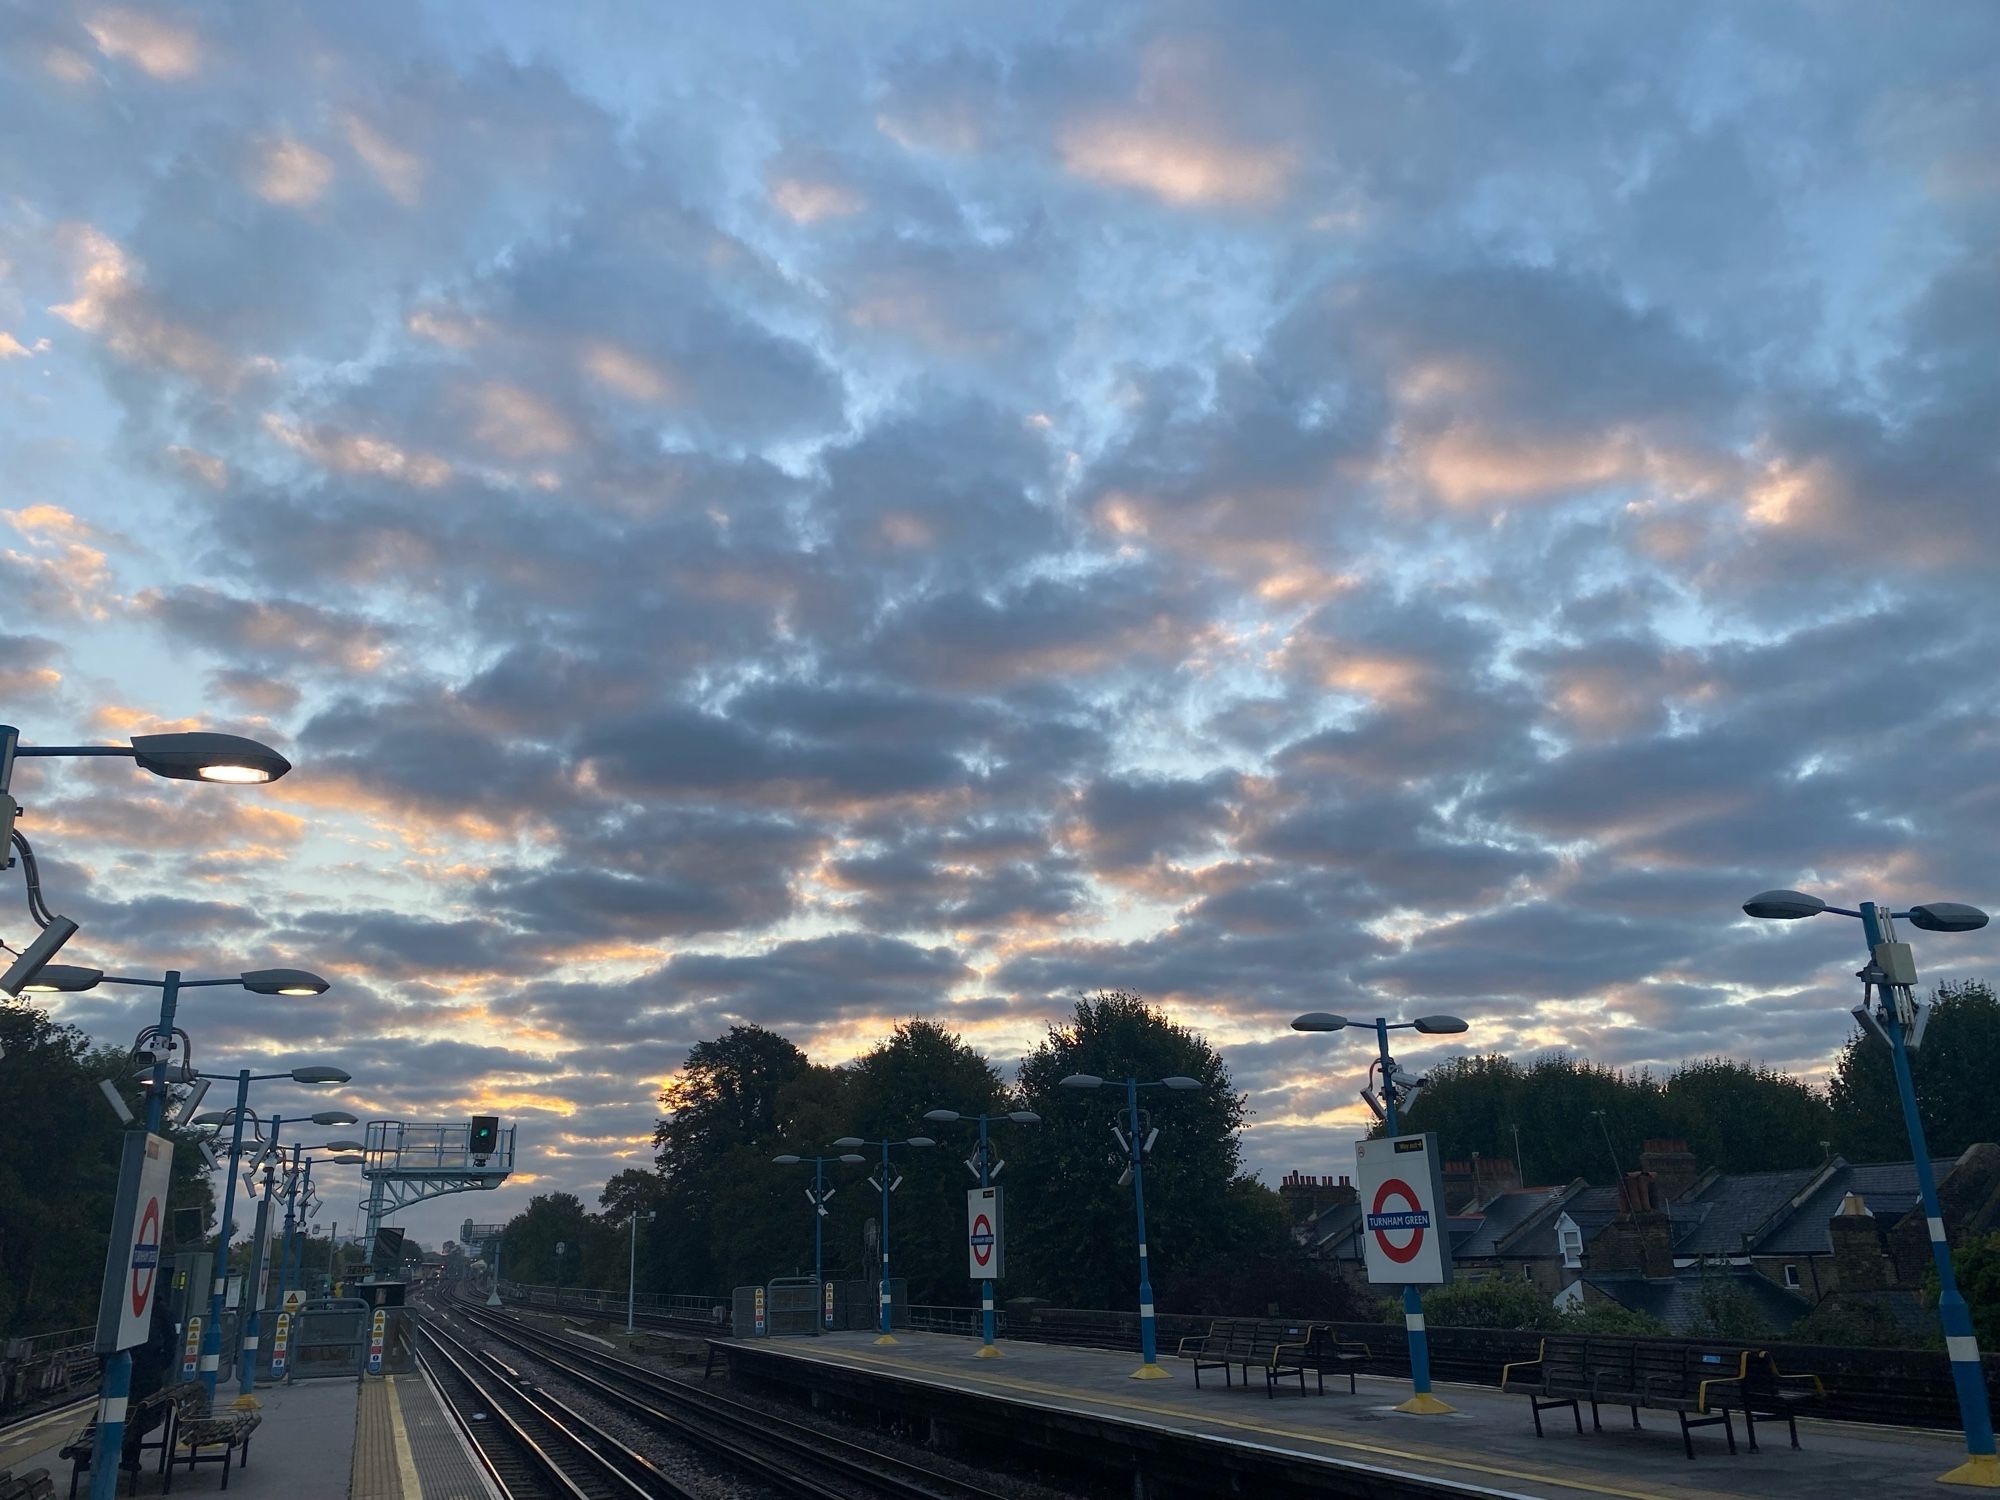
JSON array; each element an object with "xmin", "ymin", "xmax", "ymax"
[{"xmin": 1, "ymin": 1324, "xmax": 97, "ymax": 1414}]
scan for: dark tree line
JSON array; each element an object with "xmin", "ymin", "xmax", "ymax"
[
  {"xmin": 1, "ymin": 1000, "xmax": 216, "ymax": 1338},
  {"xmin": 1398, "ymin": 981, "xmax": 2000, "ymax": 1181},
  {"xmin": 501, "ymin": 993, "xmax": 1365, "ymax": 1318}
]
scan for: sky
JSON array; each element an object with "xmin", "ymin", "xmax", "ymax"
[{"xmin": 2, "ymin": 1, "xmax": 1998, "ymax": 1254}]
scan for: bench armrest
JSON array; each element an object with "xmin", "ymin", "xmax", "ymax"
[
  {"xmin": 1499, "ymin": 1341, "xmax": 1548, "ymax": 1387},
  {"xmin": 1695, "ymin": 1352, "xmax": 1750, "ymax": 1413},
  {"xmin": 1330, "ymin": 1338, "xmax": 1370, "ymax": 1357},
  {"xmin": 1765, "ymin": 1364, "xmax": 1826, "ymax": 1398},
  {"xmin": 1268, "ymin": 1336, "xmax": 1311, "ymax": 1366},
  {"xmin": 1175, "ymin": 1335, "xmax": 1209, "ymax": 1356}
]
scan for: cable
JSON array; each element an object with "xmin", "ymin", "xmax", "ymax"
[{"xmin": 10, "ymin": 830, "xmax": 52, "ymax": 928}]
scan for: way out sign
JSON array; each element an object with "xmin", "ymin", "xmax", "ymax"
[
  {"xmin": 966, "ymin": 1187, "xmax": 1004, "ymax": 1280},
  {"xmin": 1355, "ymin": 1133, "xmax": 1452, "ymax": 1286}
]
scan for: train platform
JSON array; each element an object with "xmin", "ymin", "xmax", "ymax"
[
  {"xmin": 0, "ymin": 1374, "xmax": 490, "ymax": 1500},
  {"xmin": 716, "ymin": 1329, "xmax": 1975, "ymax": 1500}
]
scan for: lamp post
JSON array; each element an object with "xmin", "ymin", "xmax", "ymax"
[
  {"xmin": 623, "ymin": 1210, "xmax": 656, "ymax": 1333},
  {"xmin": 830, "ymin": 1135, "xmax": 935, "ymax": 1344},
  {"xmin": 0, "ymin": 727, "xmax": 292, "ymax": 997},
  {"xmin": 1743, "ymin": 888, "xmax": 1998, "ymax": 1487},
  {"xmin": 272, "ymin": 1116, "xmax": 358, "ymax": 1313},
  {"xmin": 192, "ymin": 1064, "xmax": 351, "ymax": 1403},
  {"xmin": 773, "ymin": 1153, "xmax": 866, "ymax": 1332},
  {"xmin": 921, "ymin": 1107, "xmax": 1040, "ymax": 1358},
  {"xmin": 1054, "ymin": 1073, "xmax": 1202, "ymax": 1379},
  {"xmin": 1291, "ymin": 1010, "xmax": 1468, "ymax": 1415},
  {"xmin": 29, "ymin": 967, "xmax": 328, "ymax": 1500}
]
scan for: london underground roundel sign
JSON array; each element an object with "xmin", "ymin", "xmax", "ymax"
[
  {"xmin": 1367, "ymin": 1178, "xmax": 1427, "ymax": 1265},
  {"xmin": 970, "ymin": 1212, "xmax": 994, "ymax": 1268},
  {"xmin": 1354, "ymin": 1132, "xmax": 1453, "ymax": 1286},
  {"xmin": 131, "ymin": 1196, "xmax": 161, "ymax": 1317}
]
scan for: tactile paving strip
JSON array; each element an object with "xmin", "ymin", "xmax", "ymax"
[{"xmin": 392, "ymin": 1376, "xmax": 493, "ymax": 1500}]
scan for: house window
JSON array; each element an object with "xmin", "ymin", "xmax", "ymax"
[
  {"xmin": 1559, "ymin": 1225, "xmax": 1584, "ymax": 1270},
  {"xmin": 1783, "ymin": 1264, "xmax": 1800, "ymax": 1289},
  {"xmin": 1522, "ymin": 1262, "xmax": 1534, "ymax": 1281}
]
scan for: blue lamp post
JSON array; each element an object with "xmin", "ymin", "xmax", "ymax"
[
  {"xmin": 193, "ymin": 1064, "xmax": 351, "ymax": 1403},
  {"xmin": 772, "ymin": 1152, "xmax": 866, "ymax": 1331},
  {"xmin": 272, "ymin": 1117, "xmax": 359, "ymax": 1312},
  {"xmin": 1291, "ymin": 1010, "xmax": 1468, "ymax": 1415},
  {"xmin": 831, "ymin": 1135, "xmax": 935, "ymax": 1344},
  {"xmin": 21, "ymin": 964, "xmax": 329, "ymax": 1496},
  {"xmin": 1744, "ymin": 888, "xmax": 1998, "ymax": 1487},
  {"xmin": 921, "ymin": 1107, "xmax": 1040, "ymax": 1358},
  {"xmin": 1055, "ymin": 1073, "xmax": 1203, "ymax": 1379}
]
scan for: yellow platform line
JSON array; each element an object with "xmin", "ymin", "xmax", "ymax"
[
  {"xmin": 385, "ymin": 1376, "xmax": 424, "ymax": 1500},
  {"xmin": 817, "ymin": 1347, "xmax": 1736, "ymax": 1500},
  {"xmin": 0, "ymin": 1402, "xmax": 91, "ymax": 1469}
]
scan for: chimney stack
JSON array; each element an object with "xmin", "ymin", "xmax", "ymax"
[{"xmin": 1639, "ymin": 1139, "xmax": 1699, "ymax": 1203}]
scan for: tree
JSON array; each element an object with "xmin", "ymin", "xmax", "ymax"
[
  {"xmin": 651, "ymin": 1025, "xmax": 814, "ymax": 1292},
  {"xmin": 1008, "ymin": 992, "xmax": 1249, "ymax": 1311},
  {"xmin": 1925, "ymin": 1232, "xmax": 2000, "ymax": 1351},
  {"xmin": 0, "ymin": 1000, "xmax": 215, "ymax": 1337},
  {"xmin": 1829, "ymin": 981, "xmax": 2000, "ymax": 1162},
  {"xmin": 499, "ymin": 1192, "xmax": 614, "ymax": 1287}
]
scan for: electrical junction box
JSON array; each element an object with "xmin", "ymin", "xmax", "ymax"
[{"xmin": 1873, "ymin": 941, "xmax": 1919, "ymax": 987}]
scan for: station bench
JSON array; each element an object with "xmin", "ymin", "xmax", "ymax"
[
  {"xmin": 1501, "ymin": 1336, "xmax": 1826, "ymax": 1459},
  {"xmin": 1175, "ymin": 1319, "xmax": 1370, "ymax": 1398},
  {"xmin": 58, "ymin": 1381, "xmax": 186, "ymax": 1499}
]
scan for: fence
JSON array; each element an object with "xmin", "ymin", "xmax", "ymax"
[{"xmin": 0, "ymin": 1325, "xmax": 95, "ymax": 1414}]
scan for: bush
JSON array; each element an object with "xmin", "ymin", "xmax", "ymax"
[
  {"xmin": 1404, "ymin": 1275, "xmax": 1559, "ymax": 1331},
  {"xmin": 1557, "ymin": 1300, "xmax": 1667, "ymax": 1336},
  {"xmin": 1784, "ymin": 1298, "xmax": 1933, "ymax": 1350}
]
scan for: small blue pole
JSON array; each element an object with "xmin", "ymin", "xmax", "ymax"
[
  {"xmin": 813, "ymin": 1157, "xmax": 826, "ymax": 1331},
  {"xmin": 275, "ymin": 1147, "xmax": 300, "ymax": 1311},
  {"xmin": 876, "ymin": 1140, "xmax": 895, "ymax": 1341},
  {"xmin": 977, "ymin": 1115, "xmax": 998, "ymax": 1354},
  {"xmin": 236, "ymin": 1161, "xmax": 274, "ymax": 1398},
  {"xmin": 1127, "ymin": 1078, "xmax": 1164, "ymax": 1377},
  {"xmin": 89, "ymin": 973, "xmax": 179, "ymax": 1500},
  {"xmin": 201, "ymin": 1072, "xmax": 250, "ymax": 1400},
  {"xmin": 1380, "ymin": 1017, "xmax": 1445, "ymax": 1413},
  {"xmin": 1859, "ymin": 903, "xmax": 1997, "ymax": 1483}
]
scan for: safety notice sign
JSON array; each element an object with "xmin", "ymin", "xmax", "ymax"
[{"xmin": 1355, "ymin": 1133, "xmax": 1452, "ymax": 1286}]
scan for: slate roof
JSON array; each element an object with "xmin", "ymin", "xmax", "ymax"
[
  {"xmin": 1453, "ymin": 1187, "xmax": 1567, "ymax": 1258},
  {"xmin": 1670, "ymin": 1168, "xmax": 1823, "ymax": 1256},
  {"xmin": 1306, "ymin": 1201, "xmax": 1366, "ymax": 1262},
  {"xmin": 1583, "ymin": 1270, "xmax": 1812, "ymax": 1335},
  {"xmin": 1754, "ymin": 1160, "xmax": 1955, "ymax": 1255}
]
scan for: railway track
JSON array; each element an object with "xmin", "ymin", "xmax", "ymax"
[
  {"xmin": 419, "ymin": 1317, "xmax": 702, "ymax": 1500},
  {"xmin": 429, "ymin": 1301, "xmax": 1014, "ymax": 1500}
]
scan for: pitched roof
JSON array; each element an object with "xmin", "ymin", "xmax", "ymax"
[
  {"xmin": 1454, "ymin": 1187, "xmax": 1567, "ymax": 1258},
  {"xmin": 1670, "ymin": 1168, "xmax": 1822, "ymax": 1256},
  {"xmin": 1584, "ymin": 1270, "xmax": 1811, "ymax": 1335},
  {"xmin": 1753, "ymin": 1159, "xmax": 1955, "ymax": 1255}
]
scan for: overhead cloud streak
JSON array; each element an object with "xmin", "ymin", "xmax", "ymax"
[{"xmin": 2, "ymin": 0, "xmax": 1996, "ymax": 1244}]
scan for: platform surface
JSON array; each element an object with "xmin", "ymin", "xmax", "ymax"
[
  {"xmin": 734, "ymin": 1330, "xmax": 1973, "ymax": 1500},
  {"xmin": 1, "ymin": 1370, "xmax": 490, "ymax": 1500}
]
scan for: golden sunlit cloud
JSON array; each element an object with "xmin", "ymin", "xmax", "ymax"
[
  {"xmin": 84, "ymin": 7, "xmax": 200, "ymax": 80},
  {"xmin": 342, "ymin": 112, "xmax": 424, "ymax": 205},
  {"xmin": 263, "ymin": 414, "xmax": 452, "ymax": 488},
  {"xmin": 467, "ymin": 381, "xmax": 575, "ymax": 458},
  {"xmin": 580, "ymin": 341, "xmax": 679, "ymax": 404},
  {"xmin": 768, "ymin": 176, "xmax": 864, "ymax": 224},
  {"xmin": 254, "ymin": 138, "xmax": 335, "ymax": 207},
  {"xmin": 1057, "ymin": 118, "xmax": 1294, "ymax": 207}
]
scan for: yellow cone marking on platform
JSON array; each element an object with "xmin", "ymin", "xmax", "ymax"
[
  {"xmin": 1939, "ymin": 1453, "xmax": 2000, "ymax": 1487},
  {"xmin": 814, "ymin": 1345, "xmax": 1730, "ymax": 1500},
  {"xmin": 385, "ymin": 1375, "xmax": 425, "ymax": 1500}
]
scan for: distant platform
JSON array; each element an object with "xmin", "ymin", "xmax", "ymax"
[{"xmin": 715, "ymin": 1329, "xmax": 1971, "ymax": 1500}]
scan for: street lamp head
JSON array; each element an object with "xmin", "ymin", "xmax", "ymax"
[
  {"xmin": 1058, "ymin": 1073, "xmax": 1104, "ymax": 1089},
  {"xmin": 905, "ymin": 1136, "xmax": 936, "ymax": 1148},
  {"xmin": 290, "ymin": 1065, "xmax": 350, "ymax": 1084},
  {"xmin": 1291, "ymin": 1012, "xmax": 1349, "ymax": 1032},
  {"xmin": 772, "ymin": 1154, "xmax": 802, "ymax": 1165},
  {"xmin": 20, "ymin": 963, "xmax": 102, "ymax": 992},
  {"xmin": 838, "ymin": 1154, "xmax": 865, "ymax": 1164},
  {"xmin": 329, "ymin": 1154, "xmax": 365, "ymax": 1164},
  {"xmin": 1907, "ymin": 902, "xmax": 1989, "ymax": 934},
  {"xmin": 1412, "ymin": 1015, "xmax": 1469, "ymax": 1035},
  {"xmin": 1007, "ymin": 1110, "xmax": 1042, "ymax": 1124},
  {"xmin": 1162, "ymin": 1076, "xmax": 1202, "ymax": 1090},
  {"xmin": 193, "ymin": 1110, "xmax": 233, "ymax": 1126},
  {"xmin": 1742, "ymin": 889, "xmax": 1827, "ymax": 921},
  {"xmin": 241, "ymin": 968, "xmax": 330, "ymax": 996},
  {"xmin": 832, "ymin": 1136, "xmax": 866, "ymax": 1148},
  {"xmin": 131, "ymin": 731, "xmax": 292, "ymax": 785},
  {"xmin": 922, "ymin": 1109, "xmax": 960, "ymax": 1122},
  {"xmin": 311, "ymin": 1110, "xmax": 358, "ymax": 1126},
  {"xmin": 325, "ymin": 1139, "xmax": 365, "ymax": 1152}
]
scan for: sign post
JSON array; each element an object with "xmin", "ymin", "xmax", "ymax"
[
  {"xmin": 270, "ymin": 1311, "xmax": 292, "ymax": 1380},
  {"xmin": 1356, "ymin": 1132, "xmax": 1453, "ymax": 1414}
]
